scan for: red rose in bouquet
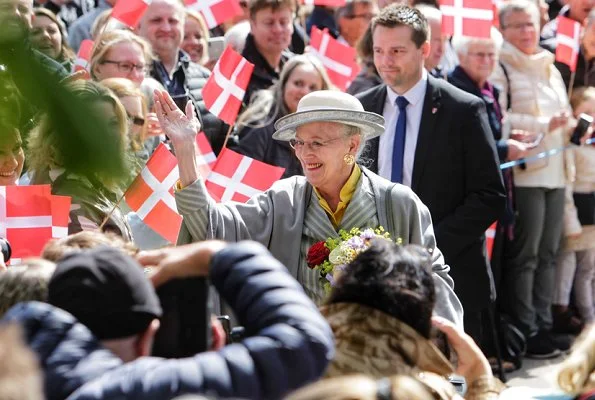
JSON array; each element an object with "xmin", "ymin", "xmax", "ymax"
[{"xmin": 307, "ymin": 241, "xmax": 330, "ymax": 269}]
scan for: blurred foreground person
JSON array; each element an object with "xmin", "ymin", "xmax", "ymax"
[
  {"xmin": 2, "ymin": 241, "xmax": 334, "ymax": 400},
  {"xmin": 320, "ymin": 239, "xmax": 504, "ymax": 399}
]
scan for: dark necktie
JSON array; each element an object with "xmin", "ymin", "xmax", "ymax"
[{"xmin": 391, "ymin": 96, "xmax": 409, "ymax": 183}]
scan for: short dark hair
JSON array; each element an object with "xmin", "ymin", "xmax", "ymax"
[
  {"xmin": 371, "ymin": 4, "xmax": 429, "ymax": 48},
  {"xmin": 327, "ymin": 239, "xmax": 436, "ymax": 338},
  {"xmin": 248, "ymin": 0, "xmax": 295, "ymax": 19}
]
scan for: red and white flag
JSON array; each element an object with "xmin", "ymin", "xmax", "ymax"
[
  {"xmin": 556, "ymin": 16, "xmax": 581, "ymax": 72},
  {"xmin": 111, "ymin": 0, "xmax": 151, "ymax": 28},
  {"xmin": 440, "ymin": 0, "xmax": 494, "ymax": 38},
  {"xmin": 485, "ymin": 221, "xmax": 497, "ymax": 260},
  {"xmin": 0, "ymin": 185, "xmax": 53, "ymax": 263},
  {"xmin": 51, "ymin": 195, "xmax": 71, "ymax": 239},
  {"xmin": 73, "ymin": 39, "xmax": 94, "ymax": 73},
  {"xmin": 185, "ymin": 0, "xmax": 243, "ymax": 29},
  {"xmin": 125, "ymin": 144, "xmax": 181, "ymax": 243},
  {"xmin": 202, "ymin": 46, "xmax": 254, "ymax": 125},
  {"xmin": 205, "ymin": 148, "xmax": 285, "ymax": 203},
  {"xmin": 196, "ymin": 132, "xmax": 216, "ymax": 178},
  {"xmin": 309, "ymin": 27, "xmax": 359, "ymax": 91},
  {"xmin": 300, "ymin": 0, "xmax": 346, "ymax": 6}
]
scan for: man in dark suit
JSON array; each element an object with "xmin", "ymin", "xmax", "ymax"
[{"xmin": 357, "ymin": 4, "xmax": 506, "ymax": 343}]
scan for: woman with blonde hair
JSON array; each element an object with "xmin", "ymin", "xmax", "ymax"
[
  {"xmin": 182, "ymin": 10, "xmax": 210, "ymax": 66},
  {"xmin": 31, "ymin": 8, "xmax": 76, "ymax": 71},
  {"xmin": 100, "ymin": 78, "xmax": 148, "ymax": 158},
  {"xmin": 233, "ymin": 54, "xmax": 334, "ymax": 178},
  {"xmin": 90, "ymin": 30, "xmax": 153, "ymax": 87},
  {"xmin": 26, "ymin": 80, "xmax": 132, "ymax": 239}
]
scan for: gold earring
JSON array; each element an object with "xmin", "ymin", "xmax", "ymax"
[{"xmin": 343, "ymin": 154, "xmax": 355, "ymax": 166}]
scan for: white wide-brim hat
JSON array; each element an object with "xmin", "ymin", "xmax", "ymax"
[{"xmin": 272, "ymin": 90, "xmax": 385, "ymax": 141}]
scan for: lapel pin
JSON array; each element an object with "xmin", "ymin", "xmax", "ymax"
[{"xmin": 432, "ymin": 107, "xmax": 438, "ymax": 114}]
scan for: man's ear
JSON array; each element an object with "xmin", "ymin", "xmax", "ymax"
[
  {"xmin": 135, "ymin": 318, "xmax": 160, "ymax": 359},
  {"xmin": 421, "ymin": 41, "xmax": 431, "ymax": 59}
]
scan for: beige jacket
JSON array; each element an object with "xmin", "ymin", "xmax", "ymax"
[
  {"xmin": 562, "ymin": 145, "xmax": 595, "ymax": 252},
  {"xmin": 321, "ymin": 303, "xmax": 504, "ymax": 399},
  {"xmin": 490, "ymin": 42, "xmax": 571, "ymax": 188}
]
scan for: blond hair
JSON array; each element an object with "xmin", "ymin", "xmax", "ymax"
[
  {"xmin": 286, "ymin": 374, "xmax": 443, "ymax": 400},
  {"xmin": 570, "ymin": 86, "xmax": 595, "ymax": 112},
  {"xmin": 26, "ymin": 80, "xmax": 129, "ymax": 187},
  {"xmin": 185, "ymin": 10, "xmax": 210, "ymax": 65},
  {"xmin": 0, "ymin": 259, "xmax": 55, "ymax": 318},
  {"xmin": 41, "ymin": 231, "xmax": 139, "ymax": 262},
  {"xmin": 90, "ymin": 30, "xmax": 154, "ymax": 82},
  {"xmin": 33, "ymin": 8, "xmax": 76, "ymax": 65},
  {"xmin": 0, "ymin": 325, "xmax": 43, "ymax": 400},
  {"xmin": 101, "ymin": 77, "xmax": 148, "ymax": 150}
]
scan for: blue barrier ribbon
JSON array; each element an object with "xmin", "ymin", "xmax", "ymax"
[{"xmin": 500, "ymin": 137, "xmax": 595, "ymax": 170}]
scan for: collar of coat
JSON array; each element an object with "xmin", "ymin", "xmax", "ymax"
[{"xmin": 320, "ymin": 302, "xmax": 454, "ymax": 377}]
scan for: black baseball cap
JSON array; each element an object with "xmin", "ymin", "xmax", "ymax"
[{"xmin": 48, "ymin": 246, "xmax": 162, "ymax": 340}]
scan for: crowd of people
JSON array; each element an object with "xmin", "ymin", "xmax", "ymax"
[{"xmin": 1, "ymin": 0, "xmax": 595, "ymax": 397}]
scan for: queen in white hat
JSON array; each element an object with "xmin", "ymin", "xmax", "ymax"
[{"xmin": 154, "ymin": 89, "xmax": 462, "ymax": 325}]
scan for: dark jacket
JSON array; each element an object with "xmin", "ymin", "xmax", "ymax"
[
  {"xmin": 242, "ymin": 34, "xmax": 294, "ymax": 104},
  {"xmin": 3, "ymin": 241, "xmax": 334, "ymax": 400},
  {"xmin": 233, "ymin": 117, "xmax": 303, "ymax": 179},
  {"xmin": 541, "ymin": 37, "xmax": 595, "ymax": 90},
  {"xmin": 151, "ymin": 53, "xmax": 228, "ymax": 154},
  {"xmin": 357, "ymin": 77, "xmax": 506, "ymax": 311},
  {"xmin": 447, "ymin": 66, "xmax": 508, "ymax": 162},
  {"xmin": 347, "ymin": 60, "xmax": 383, "ymax": 96}
]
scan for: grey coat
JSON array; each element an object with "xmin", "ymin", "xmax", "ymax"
[{"xmin": 176, "ymin": 167, "xmax": 464, "ymax": 326}]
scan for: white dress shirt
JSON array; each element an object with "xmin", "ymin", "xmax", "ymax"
[{"xmin": 378, "ymin": 70, "xmax": 428, "ymax": 187}]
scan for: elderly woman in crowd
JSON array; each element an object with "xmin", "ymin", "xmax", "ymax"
[
  {"xmin": 31, "ymin": 8, "xmax": 75, "ymax": 71},
  {"xmin": 155, "ymin": 88, "xmax": 463, "ymax": 324},
  {"xmin": 26, "ymin": 80, "xmax": 132, "ymax": 239},
  {"xmin": 233, "ymin": 54, "xmax": 333, "ymax": 178},
  {"xmin": 182, "ymin": 10, "xmax": 210, "ymax": 67},
  {"xmin": 90, "ymin": 30, "xmax": 153, "ymax": 87},
  {"xmin": 490, "ymin": 0, "xmax": 573, "ymax": 358}
]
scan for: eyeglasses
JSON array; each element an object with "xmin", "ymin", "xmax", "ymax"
[
  {"xmin": 289, "ymin": 136, "xmax": 345, "ymax": 151},
  {"xmin": 501, "ymin": 22, "xmax": 535, "ymax": 31},
  {"xmin": 127, "ymin": 113, "xmax": 145, "ymax": 126},
  {"xmin": 468, "ymin": 52, "xmax": 497, "ymax": 59},
  {"xmin": 101, "ymin": 60, "xmax": 147, "ymax": 74}
]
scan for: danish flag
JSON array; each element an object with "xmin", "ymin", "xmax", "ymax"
[
  {"xmin": 73, "ymin": 40, "xmax": 94, "ymax": 73},
  {"xmin": 185, "ymin": 0, "xmax": 243, "ymax": 29},
  {"xmin": 309, "ymin": 27, "xmax": 359, "ymax": 92},
  {"xmin": 0, "ymin": 185, "xmax": 53, "ymax": 262},
  {"xmin": 111, "ymin": 0, "xmax": 151, "ymax": 28},
  {"xmin": 205, "ymin": 148, "xmax": 285, "ymax": 203},
  {"xmin": 125, "ymin": 144, "xmax": 181, "ymax": 243},
  {"xmin": 440, "ymin": 0, "xmax": 494, "ymax": 38},
  {"xmin": 300, "ymin": 0, "xmax": 346, "ymax": 6},
  {"xmin": 196, "ymin": 132, "xmax": 216, "ymax": 178},
  {"xmin": 556, "ymin": 17, "xmax": 582, "ymax": 72},
  {"xmin": 485, "ymin": 221, "xmax": 497, "ymax": 260},
  {"xmin": 51, "ymin": 195, "xmax": 71, "ymax": 239},
  {"xmin": 202, "ymin": 46, "xmax": 254, "ymax": 125}
]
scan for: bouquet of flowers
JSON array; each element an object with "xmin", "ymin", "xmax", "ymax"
[{"xmin": 306, "ymin": 227, "xmax": 402, "ymax": 292}]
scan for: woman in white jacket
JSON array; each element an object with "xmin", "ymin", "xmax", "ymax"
[{"xmin": 490, "ymin": 0, "xmax": 572, "ymax": 358}]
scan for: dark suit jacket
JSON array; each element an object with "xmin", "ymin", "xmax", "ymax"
[{"xmin": 357, "ymin": 76, "xmax": 506, "ymax": 311}]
